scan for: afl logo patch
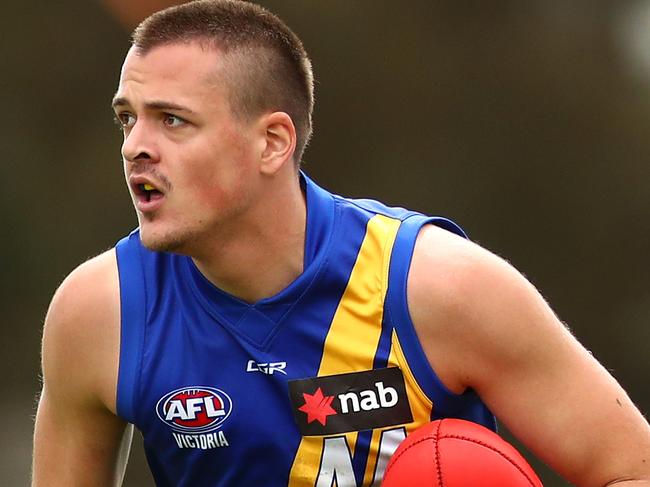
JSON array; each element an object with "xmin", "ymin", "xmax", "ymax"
[{"xmin": 156, "ymin": 386, "xmax": 233, "ymax": 433}]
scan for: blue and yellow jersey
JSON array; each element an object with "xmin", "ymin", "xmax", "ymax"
[{"xmin": 116, "ymin": 173, "xmax": 494, "ymax": 486}]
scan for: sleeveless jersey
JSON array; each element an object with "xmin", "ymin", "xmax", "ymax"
[{"xmin": 115, "ymin": 173, "xmax": 495, "ymax": 486}]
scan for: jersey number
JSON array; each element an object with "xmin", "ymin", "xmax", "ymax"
[{"xmin": 315, "ymin": 428, "xmax": 406, "ymax": 487}]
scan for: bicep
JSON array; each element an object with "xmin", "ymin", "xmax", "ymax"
[{"xmin": 33, "ymin": 387, "xmax": 132, "ymax": 487}]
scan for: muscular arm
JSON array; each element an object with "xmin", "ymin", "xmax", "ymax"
[
  {"xmin": 33, "ymin": 250, "xmax": 132, "ymax": 487},
  {"xmin": 408, "ymin": 225, "xmax": 650, "ymax": 487}
]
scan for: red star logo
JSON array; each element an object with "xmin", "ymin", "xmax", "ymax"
[{"xmin": 298, "ymin": 387, "xmax": 337, "ymax": 425}]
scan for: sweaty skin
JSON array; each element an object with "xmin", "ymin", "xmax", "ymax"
[{"xmin": 32, "ymin": 41, "xmax": 650, "ymax": 487}]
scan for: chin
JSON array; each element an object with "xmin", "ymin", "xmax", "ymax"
[{"xmin": 139, "ymin": 227, "xmax": 192, "ymax": 255}]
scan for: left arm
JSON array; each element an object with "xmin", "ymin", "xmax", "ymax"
[{"xmin": 407, "ymin": 225, "xmax": 650, "ymax": 487}]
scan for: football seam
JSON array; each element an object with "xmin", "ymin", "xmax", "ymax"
[
  {"xmin": 383, "ymin": 421, "xmax": 445, "ymax": 486},
  {"xmin": 384, "ymin": 431, "xmax": 538, "ymax": 487},
  {"xmin": 439, "ymin": 433, "xmax": 538, "ymax": 487},
  {"xmin": 435, "ymin": 420, "xmax": 444, "ymax": 486}
]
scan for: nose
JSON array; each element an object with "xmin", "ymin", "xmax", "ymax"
[{"xmin": 121, "ymin": 119, "xmax": 160, "ymax": 164}]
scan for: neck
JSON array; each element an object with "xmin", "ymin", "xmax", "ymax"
[{"xmin": 191, "ymin": 172, "xmax": 306, "ymax": 303}]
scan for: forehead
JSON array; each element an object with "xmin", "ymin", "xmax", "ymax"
[{"xmin": 116, "ymin": 42, "xmax": 227, "ymax": 108}]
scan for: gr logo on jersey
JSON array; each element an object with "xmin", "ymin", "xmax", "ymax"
[
  {"xmin": 288, "ymin": 367, "xmax": 413, "ymax": 436},
  {"xmin": 156, "ymin": 386, "xmax": 233, "ymax": 433}
]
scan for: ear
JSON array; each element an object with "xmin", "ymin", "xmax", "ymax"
[{"xmin": 258, "ymin": 112, "xmax": 297, "ymax": 175}]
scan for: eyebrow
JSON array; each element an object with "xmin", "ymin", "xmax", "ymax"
[{"xmin": 111, "ymin": 97, "xmax": 197, "ymax": 115}]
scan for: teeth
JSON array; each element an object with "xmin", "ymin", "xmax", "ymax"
[{"xmin": 143, "ymin": 183, "xmax": 156, "ymax": 191}]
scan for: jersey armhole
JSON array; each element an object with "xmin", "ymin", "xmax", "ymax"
[
  {"xmin": 115, "ymin": 234, "xmax": 146, "ymax": 424},
  {"xmin": 385, "ymin": 215, "xmax": 468, "ymax": 407}
]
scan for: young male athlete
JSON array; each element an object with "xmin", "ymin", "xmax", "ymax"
[{"xmin": 32, "ymin": 1, "xmax": 650, "ymax": 486}]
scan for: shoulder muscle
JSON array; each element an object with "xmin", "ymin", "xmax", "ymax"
[{"xmin": 42, "ymin": 249, "xmax": 121, "ymax": 412}]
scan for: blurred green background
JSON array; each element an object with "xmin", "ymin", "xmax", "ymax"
[{"xmin": 3, "ymin": 1, "xmax": 649, "ymax": 485}]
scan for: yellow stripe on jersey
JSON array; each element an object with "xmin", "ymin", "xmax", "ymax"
[
  {"xmin": 359, "ymin": 331, "xmax": 434, "ymax": 486},
  {"xmin": 388, "ymin": 329, "xmax": 434, "ymax": 433},
  {"xmin": 288, "ymin": 214, "xmax": 401, "ymax": 487}
]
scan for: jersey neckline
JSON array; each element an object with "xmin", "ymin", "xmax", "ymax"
[{"xmin": 181, "ymin": 171, "xmax": 337, "ymax": 348}]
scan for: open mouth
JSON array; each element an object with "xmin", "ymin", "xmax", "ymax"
[
  {"xmin": 133, "ymin": 182, "xmax": 165, "ymax": 205},
  {"xmin": 139, "ymin": 183, "xmax": 163, "ymax": 202}
]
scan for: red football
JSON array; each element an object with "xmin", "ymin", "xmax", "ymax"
[{"xmin": 382, "ymin": 419, "xmax": 543, "ymax": 486}]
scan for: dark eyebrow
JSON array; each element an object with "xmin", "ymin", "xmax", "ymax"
[{"xmin": 111, "ymin": 97, "xmax": 196, "ymax": 115}]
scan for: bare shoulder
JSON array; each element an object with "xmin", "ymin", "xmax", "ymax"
[
  {"xmin": 407, "ymin": 222, "xmax": 571, "ymax": 392},
  {"xmin": 42, "ymin": 249, "xmax": 121, "ymax": 412},
  {"xmin": 408, "ymin": 222, "xmax": 526, "ymax": 306},
  {"xmin": 47, "ymin": 249, "xmax": 119, "ymax": 323},
  {"xmin": 408, "ymin": 225, "xmax": 530, "ymax": 392}
]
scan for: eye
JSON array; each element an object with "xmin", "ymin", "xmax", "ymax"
[
  {"xmin": 114, "ymin": 112, "xmax": 136, "ymax": 129},
  {"xmin": 163, "ymin": 114, "xmax": 186, "ymax": 128}
]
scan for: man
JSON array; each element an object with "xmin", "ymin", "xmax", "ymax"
[{"xmin": 32, "ymin": 1, "xmax": 650, "ymax": 486}]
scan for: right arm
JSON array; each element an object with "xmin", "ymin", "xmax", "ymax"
[{"xmin": 32, "ymin": 250, "xmax": 132, "ymax": 487}]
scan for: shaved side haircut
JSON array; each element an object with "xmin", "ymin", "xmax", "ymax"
[{"xmin": 133, "ymin": 0, "xmax": 314, "ymax": 164}]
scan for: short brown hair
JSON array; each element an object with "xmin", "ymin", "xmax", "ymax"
[{"xmin": 132, "ymin": 0, "xmax": 314, "ymax": 164}]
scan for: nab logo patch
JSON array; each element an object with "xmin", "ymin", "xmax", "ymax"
[
  {"xmin": 288, "ymin": 367, "xmax": 413, "ymax": 436},
  {"xmin": 156, "ymin": 386, "xmax": 233, "ymax": 433}
]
